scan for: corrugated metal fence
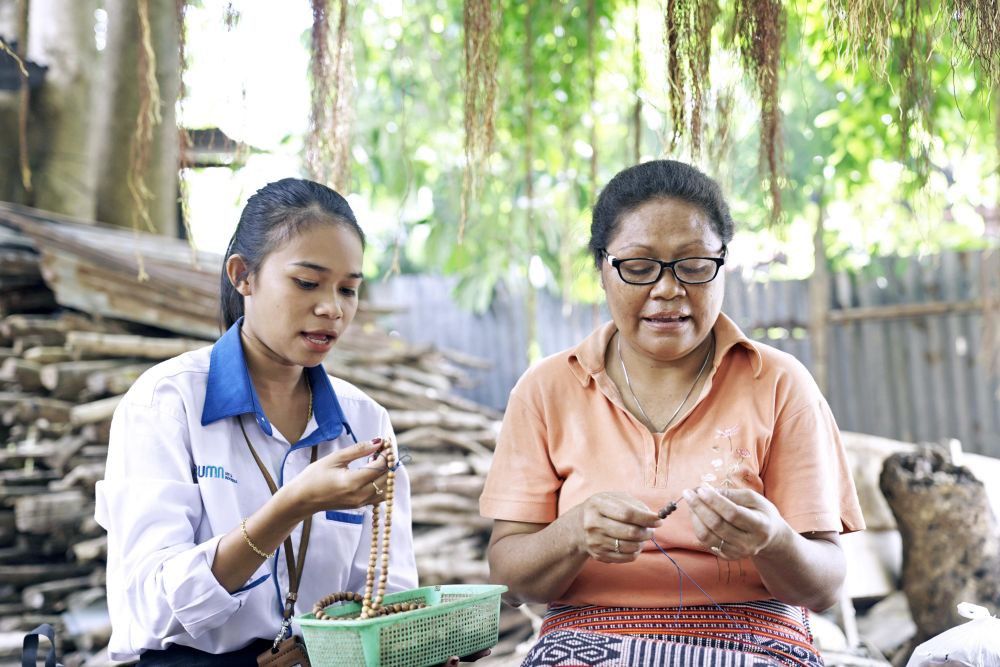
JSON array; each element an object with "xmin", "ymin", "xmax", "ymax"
[{"xmin": 367, "ymin": 249, "xmax": 1000, "ymax": 457}]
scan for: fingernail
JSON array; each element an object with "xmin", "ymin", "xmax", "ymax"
[
  {"xmin": 372, "ymin": 437, "xmax": 382, "ymax": 445},
  {"xmin": 682, "ymin": 489, "xmax": 695, "ymax": 502},
  {"xmin": 698, "ymin": 486, "xmax": 711, "ymax": 497}
]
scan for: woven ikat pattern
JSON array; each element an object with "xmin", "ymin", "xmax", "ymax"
[{"xmin": 520, "ymin": 599, "xmax": 824, "ymax": 667}]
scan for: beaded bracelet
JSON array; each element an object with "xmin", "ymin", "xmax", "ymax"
[{"xmin": 241, "ymin": 517, "xmax": 275, "ymax": 559}]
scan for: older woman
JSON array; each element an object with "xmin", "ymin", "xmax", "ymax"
[{"xmin": 480, "ymin": 160, "xmax": 864, "ymax": 666}]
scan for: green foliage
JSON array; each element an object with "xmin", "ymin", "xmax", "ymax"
[
  {"xmin": 348, "ymin": 0, "xmax": 627, "ymax": 311},
  {"xmin": 781, "ymin": 0, "xmax": 996, "ymax": 269},
  {"xmin": 339, "ymin": 0, "xmax": 996, "ymax": 311}
]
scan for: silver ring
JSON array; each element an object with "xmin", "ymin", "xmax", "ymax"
[
  {"xmin": 373, "ymin": 482, "xmax": 384, "ymax": 495},
  {"xmin": 614, "ymin": 538, "xmax": 621, "ymax": 554},
  {"xmin": 711, "ymin": 539, "xmax": 725, "ymax": 555}
]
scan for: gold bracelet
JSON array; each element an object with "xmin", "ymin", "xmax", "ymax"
[{"xmin": 240, "ymin": 518, "xmax": 275, "ymax": 559}]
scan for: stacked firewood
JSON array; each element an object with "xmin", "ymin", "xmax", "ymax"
[
  {"xmin": 0, "ymin": 207, "xmax": 534, "ymax": 665},
  {"xmin": 0, "ymin": 221, "xmax": 56, "ymax": 317}
]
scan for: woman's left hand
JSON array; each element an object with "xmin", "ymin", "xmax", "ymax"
[{"xmin": 683, "ymin": 485, "xmax": 789, "ymax": 560}]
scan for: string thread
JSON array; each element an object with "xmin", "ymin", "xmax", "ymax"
[{"xmin": 650, "ymin": 536, "xmax": 801, "ymax": 664}]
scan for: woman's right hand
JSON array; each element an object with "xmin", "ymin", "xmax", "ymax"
[
  {"xmin": 486, "ymin": 496, "xmax": 660, "ymax": 604},
  {"xmin": 576, "ymin": 492, "xmax": 662, "ymax": 563},
  {"xmin": 283, "ymin": 438, "xmax": 391, "ymax": 519}
]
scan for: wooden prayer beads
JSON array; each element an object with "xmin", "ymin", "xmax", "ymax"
[
  {"xmin": 314, "ymin": 597, "xmax": 426, "ymax": 621},
  {"xmin": 657, "ymin": 500, "xmax": 678, "ymax": 519},
  {"xmin": 312, "ymin": 592, "xmax": 363, "ymax": 620},
  {"xmin": 314, "ymin": 439, "xmax": 409, "ymax": 622},
  {"xmin": 361, "ymin": 441, "xmax": 394, "ymax": 619},
  {"xmin": 362, "ymin": 601, "xmax": 427, "ymax": 618}
]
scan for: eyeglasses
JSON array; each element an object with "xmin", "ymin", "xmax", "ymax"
[{"xmin": 602, "ymin": 247, "xmax": 727, "ymax": 285}]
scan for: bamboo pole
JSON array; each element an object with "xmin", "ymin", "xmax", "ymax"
[
  {"xmin": 66, "ymin": 331, "xmax": 207, "ymax": 359},
  {"xmin": 22, "ymin": 346, "xmax": 72, "ymax": 364},
  {"xmin": 69, "ymin": 395, "xmax": 122, "ymax": 425},
  {"xmin": 0, "ymin": 357, "xmax": 42, "ymax": 391},
  {"xmin": 39, "ymin": 359, "xmax": 126, "ymax": 399},
  {"xmin": 827, "ymin": 299, "xmax": 984, "ymax": 323},
  {"xmin": 84, "ymin": 361, "xmax": 154, "ymax": 396}
]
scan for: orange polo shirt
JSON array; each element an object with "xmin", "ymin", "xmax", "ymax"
[{"xmin": 479, "ymin": 313, "xmax": 865, "ymax": 608}]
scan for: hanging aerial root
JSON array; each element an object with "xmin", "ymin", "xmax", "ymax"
[
  {"xmin": 460, "ymin": 0, "xmax": 499, "ymax": 241},
  {"xmin": 128, "ymin": 0, "xmax": 162, "ymax": 239},
  {"xmin": 952, "ymin": 0, "xmax": 1000, "ymax": 86},
  {"xmin": 663, "ymin": 0, "xmax": 718, "ymax": 157},
  {"xmin": 735, "ymin": 0, "xmax": 785, "ymax": 220},
  {"xmin": 828, "ymin": 0, "xmax": 895, "ymax": 75}
]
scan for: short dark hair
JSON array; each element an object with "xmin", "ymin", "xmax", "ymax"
[
  {"xmin": 219, "ymin": 178, "xmax": 365, "ymax": 331},
  {"xmin": 588, "ymin": 160, "xmax": 735, "ymax": 268}
]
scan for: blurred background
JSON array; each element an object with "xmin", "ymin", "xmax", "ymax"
[{"xmin": 0, "ymin": 0, "xmax": 998, "ymax": 664}]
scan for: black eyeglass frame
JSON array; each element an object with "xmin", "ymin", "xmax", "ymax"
[{"xmin": 602, "ymin": 247, "xmax": 727, "ymax": 285}]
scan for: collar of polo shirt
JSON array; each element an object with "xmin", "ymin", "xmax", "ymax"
[{"xmin": 201, "ymin": 317, "xmax": 352, "ymax": 448}]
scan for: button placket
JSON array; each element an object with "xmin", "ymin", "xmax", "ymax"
[
  {"xmin": 637, "ymin": 422, "xmax": 657, "ymax": 488},
  {"xmin": 656, "ymin": 431, "xmax": 673, "ymax": 488}
]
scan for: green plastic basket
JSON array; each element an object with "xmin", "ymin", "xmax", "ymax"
[{"xmin": 298, "ymin": 584, "xmax": 507, "ymax": 667}]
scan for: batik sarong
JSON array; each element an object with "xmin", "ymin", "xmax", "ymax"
[{"xmin": 520, "ymin": 599, "xmax": 825, "ymax": 667}]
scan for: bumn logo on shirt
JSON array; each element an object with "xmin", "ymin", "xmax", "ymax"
[{"xmin": 197, "ymin": 465, "xmax": 238, "ymax": 484}]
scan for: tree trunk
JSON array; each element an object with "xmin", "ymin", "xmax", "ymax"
[
  {"xmin": 95, "ymin": 0, "xmax": 179, "ymax": 237},
  {"xmin": 25, "ymin": 0, "xmax": 99, "ymax": 219},
  {"xmin": 0, "ymin": 2, "xmax": 31, "ymax": 204},
  {"xmin": 0, "ymin": 1, "xmax": 99, "ymax": 216},
  {"xmin": 879, "ymin": 449, "xmax": 1000, "ymax": 642}
]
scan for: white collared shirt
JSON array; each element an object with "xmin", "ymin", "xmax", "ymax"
[{"xmin": 95, "ymin": 328, "xmax": 417, "ymax": 661}]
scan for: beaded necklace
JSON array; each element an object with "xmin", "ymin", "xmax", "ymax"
[
  {"xmin": 313, "ymin": 440, "xmax": 425, "ymax": 620},
  {"xmin": 617, "ymin": 331, "xmax": 713, "ymax": 433},
  {"xmin": 305, "ymin": 378, "xmax": 313, "ymax": 423},
  {"xmin": 361, "ymin": 441, "xmax": 394, "ymax": 619}
]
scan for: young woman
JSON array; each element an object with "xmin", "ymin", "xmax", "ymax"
[
  {"xmin": 481, "ymin": 160, "xmax": 865, "ymax": 666},
  {"xmin": 96, "ymin": 179, "xmax": 417, "ymax": 665}
]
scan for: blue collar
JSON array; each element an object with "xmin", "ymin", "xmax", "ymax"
[{"xmin": 201, "ymin": 318, "xmax": 352, "ymax": 446}]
